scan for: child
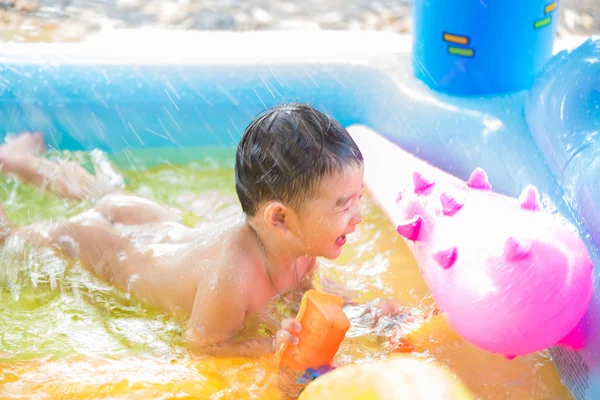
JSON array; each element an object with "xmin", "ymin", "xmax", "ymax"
[{"xmin": 0, "ymin": 103, "xmax": 365, "ymax": 358}]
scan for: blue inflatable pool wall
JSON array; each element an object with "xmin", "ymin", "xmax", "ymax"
[{"xmin": 0, "ymin": 28, "xmax": 598, "ymax": 399}]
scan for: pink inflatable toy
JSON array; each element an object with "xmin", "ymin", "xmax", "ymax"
[{"xmin": 349, "ymin": 125, "xmax": 594, "ymax": 358}]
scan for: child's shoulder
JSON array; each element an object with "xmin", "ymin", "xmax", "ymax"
[{"xmin": 210, "ymin": 223, "xmax": 260, "ymax": 277}]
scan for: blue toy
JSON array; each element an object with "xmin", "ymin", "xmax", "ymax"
[{"xmin": 413, "ymin": 0, "xmax": 559, "ymax": 95}]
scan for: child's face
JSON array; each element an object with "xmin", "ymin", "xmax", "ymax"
[{"xmin": 293, "ymin": 163, "xmax": 364, "ymax": 259}]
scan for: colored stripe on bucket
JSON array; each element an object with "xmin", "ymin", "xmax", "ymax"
[
  {"xmin": 545, "ymin": 1, "xmax": 557, "ymax": 14},
  {"xmin": 447, "ymin": 46, "xmax": 474, "ymax": 58},
  {"xmin": 534, "ymin": 16, "xmax": 552, "ymax": 29},
  {"xmin": 443, "ymin": 33, "xmax": 469, "ymax": 46}
]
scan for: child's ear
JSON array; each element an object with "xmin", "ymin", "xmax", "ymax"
[{"xmin": 263, "ymin": 201, "xmax": 288, "ymax": 234}]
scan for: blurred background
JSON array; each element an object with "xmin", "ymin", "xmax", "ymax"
[{"xmin": 1, "ymin": 0, "xmax": 599, "ymax": 42}]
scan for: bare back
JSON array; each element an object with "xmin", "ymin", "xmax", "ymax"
[
  {"xmin": 77, "ymin": 204, "xmax": 252, "ymax": 318},
  {"xmin": 59, "ymin": 197, "xmax": 311, "ymax": 314}
]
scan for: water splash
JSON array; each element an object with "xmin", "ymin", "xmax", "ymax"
[{"xmin": 90, "ymin": 148, "xmax": 126, "ymax": 190}]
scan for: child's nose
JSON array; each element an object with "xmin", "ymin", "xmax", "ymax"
[{"xmin": 352, "ymin": 206, "xmax": 363, "ymax": 224}]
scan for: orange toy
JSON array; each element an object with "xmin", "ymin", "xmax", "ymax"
[{"xmin": 277, "ymin": 290, "xmax": 350, "ymax": 372}]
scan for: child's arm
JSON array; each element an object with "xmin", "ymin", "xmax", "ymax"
[{"xmin": 184, "ymin": 279, "xmax": 275, "ymax": 358}]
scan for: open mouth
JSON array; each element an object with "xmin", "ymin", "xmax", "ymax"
[{"xmin": 335, "ymin": 235, "xmax": 347, "ymax": 246}]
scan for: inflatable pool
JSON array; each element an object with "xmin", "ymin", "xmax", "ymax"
[{"xmin": 0, "ymin": 20, "xmax": 598, "ymax": 400}]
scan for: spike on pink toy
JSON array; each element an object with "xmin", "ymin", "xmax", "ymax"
[
  {"xmin": 396, "ymin": 191, "xmax": 403, "ymax": 204},
  {"xmin": 557, "ymin": 324, "xmax": 586, "ymax": 350},
  {"xmin": 504, "ymin": 237, "xmax": 531, "ymax": 261},
  {"xmin": 466, "ymin": 168, "xmax": 492, "ymax": 191},
  {"xmin": 396, "ymin": 215, "xmax": 423, "ymax": 241},
  {"xmin": 504, "ymin": 355, "xmax": 516, "ymax": 361},
  {"xmin": 440, "ymin": 193, "xmax": 464, "ymax": 216},
  {"xmin": 413, "ymin": 171, "xmax": 435, "ymax": 194},
  {"xmin": 519, "ymin": 185, "xmax": 541, "ymax": 211},
  {"xmin": 433, "ymin": 247, "xmax": 457, "ymax": 269}
]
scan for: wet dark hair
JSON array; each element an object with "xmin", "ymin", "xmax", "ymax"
[{"xmin": 235, "ymin": 103, "xmax": 363, "ymax": 217}]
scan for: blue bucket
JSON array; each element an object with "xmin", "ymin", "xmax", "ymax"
[{"xmin": 412, "ymin": 0, "xmax": 559, "ymax": 96}]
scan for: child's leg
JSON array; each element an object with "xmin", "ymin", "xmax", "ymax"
[
  {"xmin": 56, "ymin": 210, "xmax": 133, "ymax": 285},
  {"xmin": 0, "ymin": 133, "xmax": 181, "ymax": 225},
  {"xmin": 93, "ymin": 193, "xmax": 181, "ymax": 225},
  {"xmin": 1, "ymin": 132, "xmax": 46, "ymax": 155},
  {"xmin": 13, "ymin": 209, "xmax": 133, "ymax": 287},
  {"xmin": 0, "ymin": 132, "xmax": 115, "ymax": 202},
  {"xmin": 8, "ymin": 198, "xmax": 180, "ymax": 289}
]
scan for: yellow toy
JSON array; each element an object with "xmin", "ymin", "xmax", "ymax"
[{"xmin": 298, "ymin": 354, "xmax": 475, "ymax": 400}]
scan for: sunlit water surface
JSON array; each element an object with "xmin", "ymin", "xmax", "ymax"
[{"xmin": 0, "ymin": 148, "xmax": 570, "ymax": 399}]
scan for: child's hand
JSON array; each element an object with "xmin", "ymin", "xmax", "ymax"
[{"xmin": 275, "ymin": 318, "xmax": 302, "ymax": 347}]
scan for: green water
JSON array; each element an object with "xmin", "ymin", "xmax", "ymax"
[
  {"xmin": 0, "ymin": 147, "xmax": 239, "ymax": 363},
  {"xmin": 0, "ymin": 147, "xmax": 572, "ymax": 399}
]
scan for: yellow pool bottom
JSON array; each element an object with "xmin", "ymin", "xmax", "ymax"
[{"xmin": 0, "ymin": 153, "xmax": 571, "ymax": 399}]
